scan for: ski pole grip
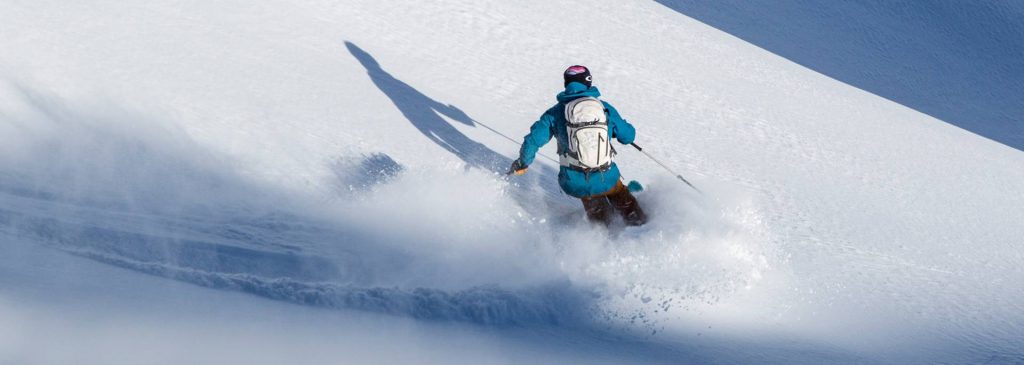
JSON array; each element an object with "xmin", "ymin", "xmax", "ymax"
[{"xmin": 630, "ymin": 143, "xmax": 643, "ymax": 152}]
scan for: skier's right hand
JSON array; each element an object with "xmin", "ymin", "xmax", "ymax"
[{"xmin": 508, "ymin": 159, "xmax": 528, "ymax": 175}]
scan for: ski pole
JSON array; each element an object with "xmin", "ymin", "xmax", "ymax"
[
  {"xmin": 630, "ymin": 143, "xmax": 702, "ymax": 194},
  {"xmin": 472, "ymin": 118, "xmax": 560, "ymax": 165}
]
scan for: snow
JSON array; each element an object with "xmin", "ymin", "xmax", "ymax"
[
  {"xmin": 656, "ymin": 0, "xmax": 1024, "ymax": 150},
  {"xmin": 2, "ymin": 0, "xmax": 1023, "ymax": 364}
]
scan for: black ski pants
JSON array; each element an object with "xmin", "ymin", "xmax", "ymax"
[{"xmin": 580, "ymin": 180, "xmax": 647, "ymax": 226}]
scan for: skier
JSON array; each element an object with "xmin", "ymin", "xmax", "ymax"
[{"xmin": 509, "ymin": 65, "xmax": 647, "ymax": 226}]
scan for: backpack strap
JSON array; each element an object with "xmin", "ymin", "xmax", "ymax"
[{"xmin": 559, "ymin": 155, "xmax": 612, "ymax": 173}]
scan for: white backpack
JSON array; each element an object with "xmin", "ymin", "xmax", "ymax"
[{"xmin": 562, "ymin": 97, "xmax": 613, "ymax": 171}]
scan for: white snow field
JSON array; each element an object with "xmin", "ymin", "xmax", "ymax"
[{"xmin": 1, "ymin": 1, "xmax": 1022, "ymax": 364}]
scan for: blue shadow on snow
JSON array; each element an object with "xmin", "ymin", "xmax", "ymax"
[
  {"xmin": 656, "ymin": 0, "xmax": 1024, "ymax": 151},
  {"xmin": 345, "ymin": 41, "xmax": 512, "ymax": 172}
]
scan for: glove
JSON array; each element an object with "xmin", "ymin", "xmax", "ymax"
[{"xmin": 508, "ymin": 159, "xmax": 528, "ymax": 175}]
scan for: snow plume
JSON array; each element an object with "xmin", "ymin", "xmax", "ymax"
[
  {"xmin": 330, "ymin": 157, "xmax": 781, "ymax": 331},
  {"xmin": 549, "ymin": 177, "xmax": 779, "ymax": 333},
  {"xmin": 0, "ymin": 82, "xmax": 778, "ymax": 331}
]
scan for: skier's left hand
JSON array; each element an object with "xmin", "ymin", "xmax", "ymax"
[{"xmin": 508, "ymin": 159, "xmax": 528, "ymax": 175}]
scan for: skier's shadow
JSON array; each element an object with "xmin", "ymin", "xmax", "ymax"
[
  {"xmin": 345, "ymin": 41, "xmax": 511, "ymax": 172},
  {"xmin": 345, "ymin": 41, "xmax": 566, "ymax": 206}
]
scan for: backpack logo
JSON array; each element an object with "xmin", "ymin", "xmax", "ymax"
[{"xmin": 562, "ymin": 97, "xmax": 612, "ymax": 171}]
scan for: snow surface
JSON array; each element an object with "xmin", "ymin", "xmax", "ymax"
[
  {"xmin": 1, "ymin": 1, "xmax": 1023, "ymax": 364},
  {"xmin": 656, "ymin": 0, "xmax": 1024, "ymax": 150}
]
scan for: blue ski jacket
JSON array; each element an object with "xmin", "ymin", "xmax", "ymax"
[{"xmin": 518, "ymin": 81, "xmax": 636, "ymax": 198}]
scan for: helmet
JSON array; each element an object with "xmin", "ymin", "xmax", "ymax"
[{"xmin": 563, "ymin": 65, "xmax": 592, "ymax": 88}]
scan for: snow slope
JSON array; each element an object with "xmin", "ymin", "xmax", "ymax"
[
  {"xmin": 656, "ymin": 0, "xmax": 1024, "ymax": 150},
  {"xmin": 2, "ymin": 0, "xmax": 1023, "ymax": 364}
]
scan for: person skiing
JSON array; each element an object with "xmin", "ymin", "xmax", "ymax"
[{"xmin": 509, "ymin": 65, "xmax": 647, "ymax": 226}]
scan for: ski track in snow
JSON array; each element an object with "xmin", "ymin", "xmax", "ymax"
[{"xmin": 0, "ymin": 188, "xmax": 586, "ymax": 327}]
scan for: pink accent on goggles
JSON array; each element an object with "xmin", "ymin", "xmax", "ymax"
[{"xmin": 565, "ymin": 66, "xmax": 588, "ymax": 75}]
